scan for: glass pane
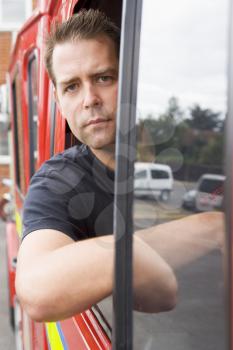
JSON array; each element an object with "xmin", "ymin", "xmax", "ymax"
[
  {"xmin": 28, "ymin": 56, "xmax": 38, "ymax": 174},
  {"xmin": 96, "ymin": 297, "xmax": 113, "ymax": 339},
  {"xmin": 0, "ymin": 120, "xmax": 9, "ymax": 156},
  {"xmin": 12, "ymin": 75, "xmax": 26, "ymax": 194},
  {"xmin": 133, "ymin": 0, "xmax": 228, "ymax": 349}
]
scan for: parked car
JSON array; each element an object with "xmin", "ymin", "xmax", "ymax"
[
  {"xmin": 182, "ymin": 174, "xmax": 225, "ymax": 212},
  {"xmin": 134, "ymin": 162, "xmax": 174, "ymax": 201},
  {"xmin": 182, "ymin": 189, "xmax": 197, "ymax": 211}
]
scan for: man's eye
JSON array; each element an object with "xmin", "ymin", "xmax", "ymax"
[
  {"xmin": 97, "ymin": 76, "xmax": 113, "ymax": 83},
  {"xmin": 64, "ymin": 83, "xmax": 78, "ymax": 93}
]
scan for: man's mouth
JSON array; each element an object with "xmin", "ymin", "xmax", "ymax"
[{"xmin": 86, "ymin": 118, "xmax": 110, "ymax": 126}]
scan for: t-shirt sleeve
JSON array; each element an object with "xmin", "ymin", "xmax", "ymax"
[{"xmin": 22, "ymin": 164, "xmax": 86, "ymax": 241}]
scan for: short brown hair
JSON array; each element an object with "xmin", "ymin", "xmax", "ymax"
[{"xmin": 45, "ymin": 9, "xmax": 120, "ymax": 84}]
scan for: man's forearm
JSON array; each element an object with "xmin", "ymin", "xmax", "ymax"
[
  {"xmin": 136, "ymin": 211, "xmax": 224, "ymax": 270},
  {"xmin": 16, "ymin": 234, "xmax": 114, "ymax": 322},
  {"xmin": 16, "ymin": 232, "xmax": 177, "ymax": 321}
]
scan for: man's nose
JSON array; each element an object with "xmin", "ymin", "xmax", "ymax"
[{"xmin": 83, "ymin": 84, "xmax": 101, "ymax": 109}]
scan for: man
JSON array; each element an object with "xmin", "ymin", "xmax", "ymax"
[{"xmin": 16, "ymin": 9, "xmax": 223, "ymax": 322}]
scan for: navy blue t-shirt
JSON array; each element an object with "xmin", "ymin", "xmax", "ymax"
[{"xmin": 23, "ymin": 144, "xmax": 115, "ymax": 241}]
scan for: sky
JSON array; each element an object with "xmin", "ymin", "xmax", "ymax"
[{"xmin": 136, "ymin": 0, "xmax": 229, "ymax": 119}]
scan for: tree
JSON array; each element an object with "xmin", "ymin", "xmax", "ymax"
[
  {"xmin": 198, "ymin": 134, "xmax": 224, "ymax": 166},
  {"xmin": 186, "ymin": 104, "xmax": 222, "ymax": 131},
  {"xmin": 165, "ymin": 96, "xmax": 183, "ymax": 123}
]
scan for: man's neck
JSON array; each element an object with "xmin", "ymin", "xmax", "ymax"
[{"xmin": 90, "ymin": 146, "xmax": 115, "ymax": 171}]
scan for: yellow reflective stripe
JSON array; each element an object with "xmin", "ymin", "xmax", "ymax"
[
  {"xmin": 15, "ymin": 211, "xmax": 22, "ymax": 238},
  {"xmin": 46, "ymin": 322, "xmax": 64, "ymax": 350}
]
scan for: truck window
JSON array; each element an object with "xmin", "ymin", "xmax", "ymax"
[
  {"xmin": 0, "ymin": 85, "xmax": 9, "ymax": 161},
  {"xmin": 132, "ymin": 0, "xmax": 228, "ymax": 349},
  {"xmin": 12, "ymin": 73, "xmax": 26, "ymax": 194},
  {"xmin": 28, "ymin": 53, "xmax": 38, "ymax": 176},
  {"xmin": 0, "ymin": 117, "xmax": 9, "ymax": 157}
]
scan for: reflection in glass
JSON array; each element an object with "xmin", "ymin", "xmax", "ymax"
[
  {"xmin": 28, "ymin": 57, "xmax": 38, "ymax": 173},
  {"xmin": 0, "ymin": 120, "xmax": 9, "ymax": 156},
  {"xmin": 133, "ymin": 0, "xmax": 228, "ymax": 349}
]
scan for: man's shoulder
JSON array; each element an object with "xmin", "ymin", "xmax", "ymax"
[
  {"xmin": 60, "ymin": 143, "xmax": 89, "ymax": 162},
  {"xmin": 35, "ymin": 144, "xmax": 91, "ymax": 177},
  {"xmin": 27, "ymin": 144, "xmax": 94, "ymax": 195},
  {"xmin": 49, "ymin": 143, "xmax": 89, "ymax": 165}
]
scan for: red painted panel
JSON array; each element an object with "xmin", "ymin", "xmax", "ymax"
[
  {"xmin": 32, "ymin": 322, "xmax": 49, "ymax": 350},
  {"xmin": 60, "ymin": 318, "xmax": 90, "ymax": 349},
  {"xmin": 74, "ymin": 311, "xmax": 111, "ymax": 350}
]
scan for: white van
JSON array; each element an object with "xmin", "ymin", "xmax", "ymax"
[{"xmin": 134, "ymin": 162, "xmax": 174, "ymax": 201}]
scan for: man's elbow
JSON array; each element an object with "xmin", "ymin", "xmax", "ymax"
[
  {"xmin": 134, "ymin": 273, "xmax": 178, "ymax": 314},
  {"xmin": 155, "ymin": 272, "xmax": 178, "ymax": 313},
  {"xmin": 15, "ymin": 272, "xmax": 54, "ymax": 322},
  {"xmin": 159, "ymin": 274, "xmax": 178, "ymax": 312}
]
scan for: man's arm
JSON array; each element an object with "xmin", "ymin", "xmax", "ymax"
[
  {"xmin": 136, "ymin": 211, "xmax": 224, "ymax": 270},
  {"xmin": 16, "ymin": 211, "xmax": 224, "ymax": 322},
  {"xmin": 16, "ymin": 230, "xmax": 177, "ymax": 322}
]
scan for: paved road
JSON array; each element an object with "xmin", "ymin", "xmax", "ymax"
[
  {"xmin": 99, "ymin": 196, "xmax": 227, "ymax": 350},
  {"xmin": 0, "ymin": 220, "xmax": 15, "ymax": 350},
  {"xmin": 133, "ymin": 197, "xmax": 227, "ymax": 349},
  {"xmin": 132, "ymin": 250, "xmax": 226, "ymax": 350}
]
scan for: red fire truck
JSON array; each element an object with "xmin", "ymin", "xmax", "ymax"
[{"xmin": 3, "ymin": 0, "xmax": 233, "ymax": 349}]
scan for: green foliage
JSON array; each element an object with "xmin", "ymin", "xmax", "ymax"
[
  {"xmin": 186, "ymin": 104, "xmax": 222, "ymax": 131},
  {"xmin": 136, "ymin": 97, "xmax": 225, "ymax": 168},
  {"xmin": 198, "ymin": 134, "xmax": 224, "ymax": 166}
]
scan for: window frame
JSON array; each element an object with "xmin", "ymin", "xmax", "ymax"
[
  {"xmin": 225, "ymin": 0, "xmax": 233, "ymax": 347},
  {"xmin": 113, "ymin": 0, "xmax": 142, "ymax": 349},
  {"xmin": 11, "ymin": 79, "xmax": 20, "ymax": 189}
]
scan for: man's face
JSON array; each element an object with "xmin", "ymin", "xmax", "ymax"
[{"xmin": 53, "ymin": 35, "xmax": 118, "ymax": 151}]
